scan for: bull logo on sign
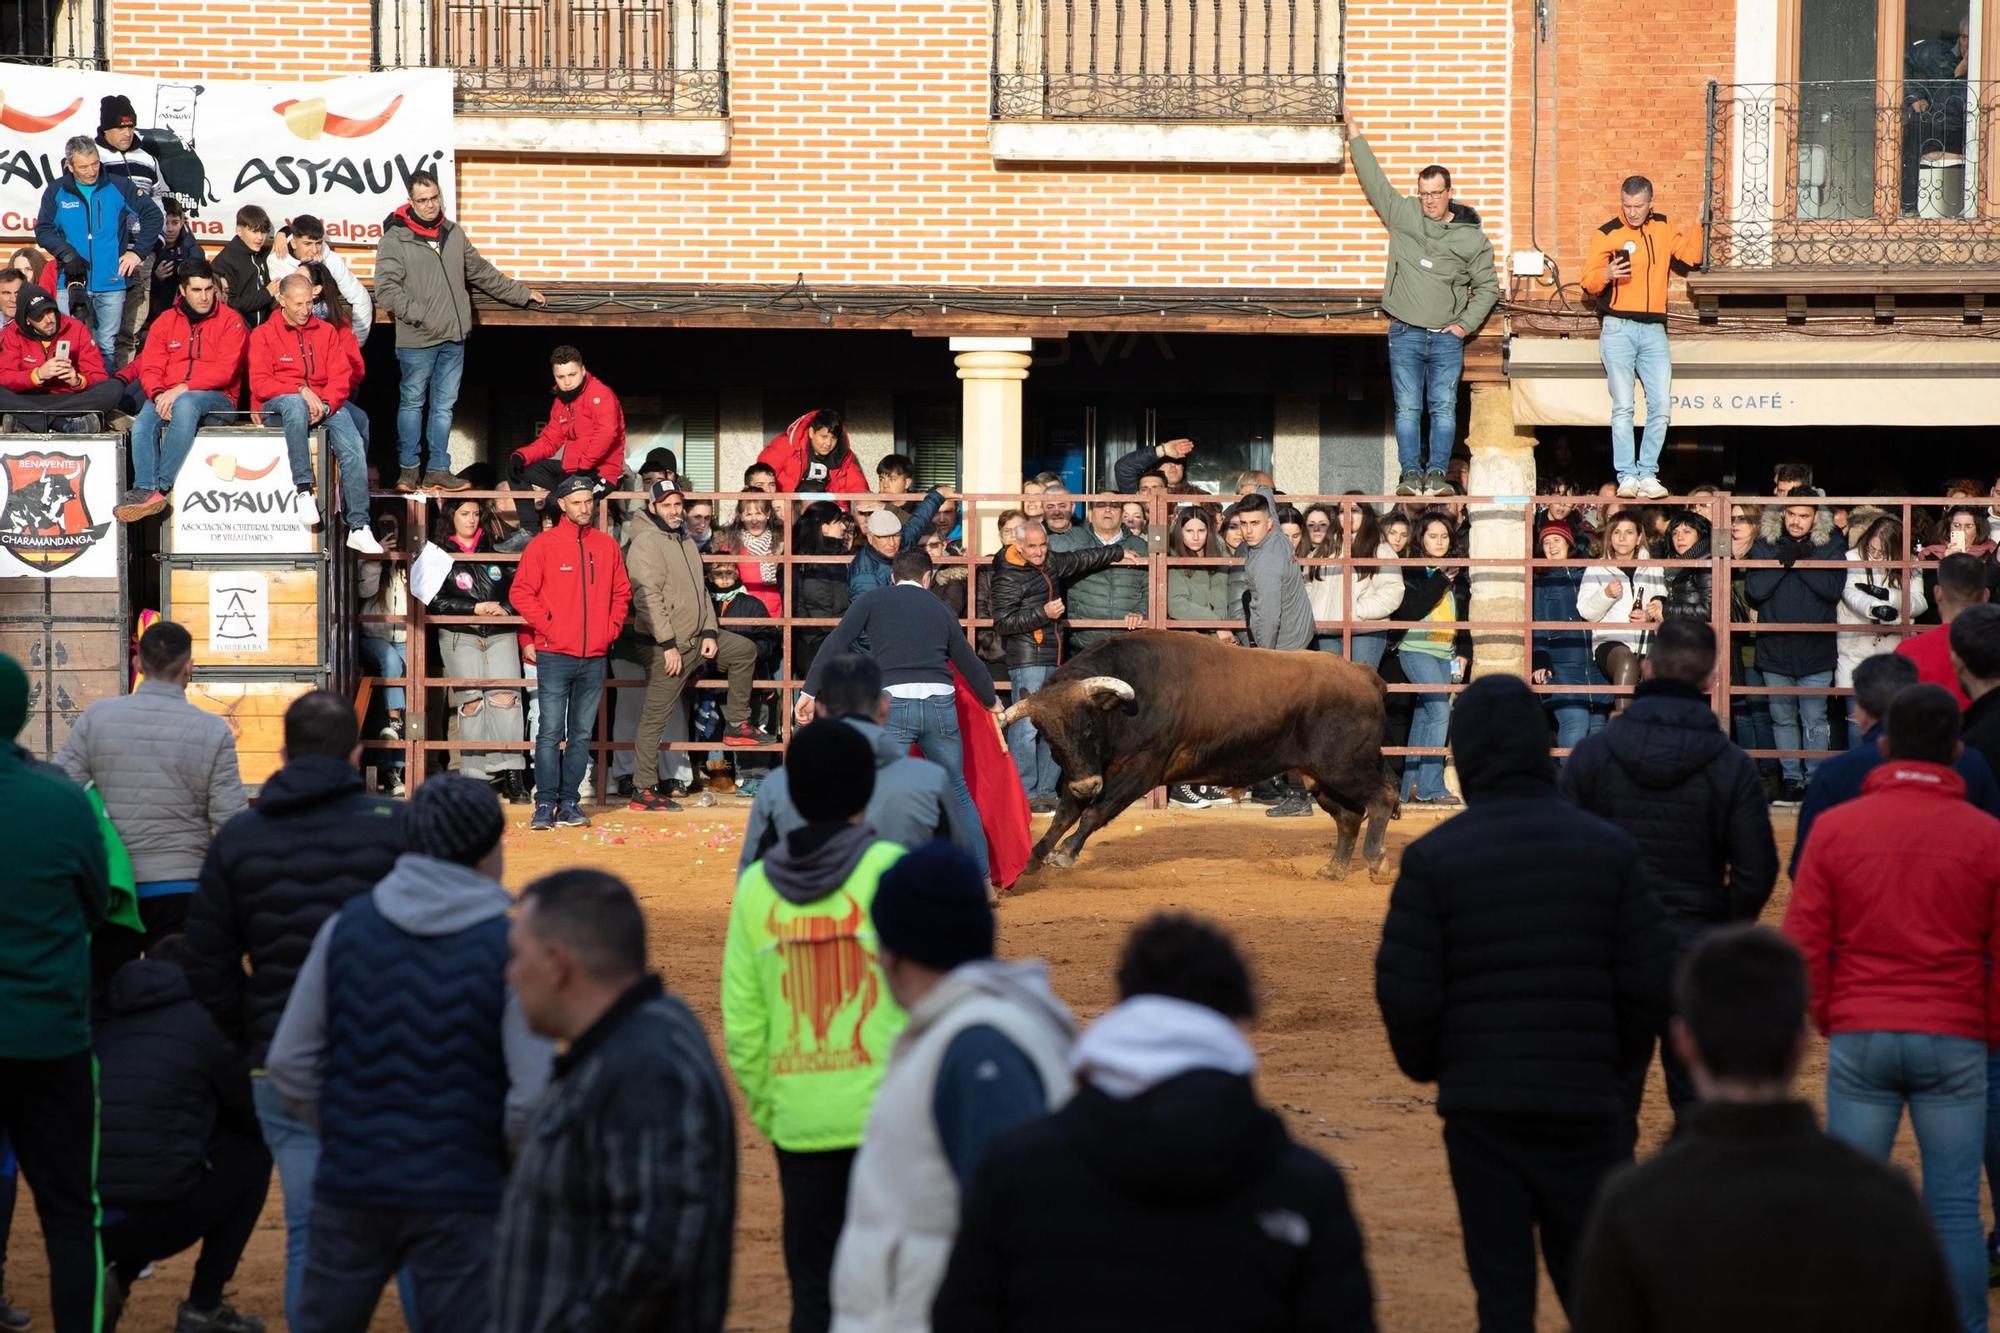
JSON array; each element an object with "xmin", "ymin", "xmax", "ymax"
[
  {"xmin": 766, "ymin": 893, "xmax": 882, "ymax": 1075},
  {"xmin": 0, "ymin": 451, "xmax": 109, "ymax": 571}
]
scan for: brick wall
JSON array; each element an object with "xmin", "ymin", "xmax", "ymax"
[
  {"xmin": 98, "ymin": 0, "xmax": 1512, "ymax": 288},
  {"xmin": 1507, "ymin": 0, "xmax": 1735, "ymax": 301}
]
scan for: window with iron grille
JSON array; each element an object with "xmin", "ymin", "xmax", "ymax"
[
  {"xmin": 372, "ymin": 0, "xmax": 728, "ymax": 114},
  {"xmin": 0, "ymin": 0, "xmax": 107, "ymax": 68},
  {"xmin": 992, "ymin": 0, "xmax": 1341, "ymax": 122}
]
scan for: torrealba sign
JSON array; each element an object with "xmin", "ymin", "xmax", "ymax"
[{"xmin": 171, "ymin": 439, "xmax": 316, "ymax": 555}]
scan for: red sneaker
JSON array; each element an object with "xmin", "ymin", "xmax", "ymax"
[{"xmin": 722, "ymin": 721, "xmax": 776, "ymax": 747}]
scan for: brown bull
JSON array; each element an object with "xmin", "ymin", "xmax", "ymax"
[{"xmin": 999, "ymin": 630, "xmax": 1400, "ymax": 880}]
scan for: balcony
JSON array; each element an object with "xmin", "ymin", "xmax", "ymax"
[
  {"xmin": 374, "ymin": 0, "xmax": 727, "ymax": 152},
  {"xmin": 989, "ymin": 0, "xmax": 1343, "ymax": 166},
  {"xmin": 0, "ymin": 0, "xmax": 106, "ymax": 67},
  {"xmin": 1705, "ymin": 79, "xmax": 2000, "ymax": 269}
]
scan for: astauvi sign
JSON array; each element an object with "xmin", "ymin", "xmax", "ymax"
[{"xmin": 170, "ymin": 435, "xmax": 317, "ymax": 555}]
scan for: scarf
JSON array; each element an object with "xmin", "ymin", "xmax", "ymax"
[
  {"xmin": 740, "ymin": 529, "xmax": 777, "ymax": 587},
  {"xmin": 391, "ymin": 202, "xmax": 446, "ymax": 242}
]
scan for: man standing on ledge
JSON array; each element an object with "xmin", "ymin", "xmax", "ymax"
[
  {"xmin": 1581, "ymin": 175, "xmax": 1705, "ymax": 501},
  {"xmin": 1347, "ymin": 119, "xmax": 1498, "ymax": 499},
  {"xmin": 375, "ymin": 169, "xmax": 546, "ymax": 495}
]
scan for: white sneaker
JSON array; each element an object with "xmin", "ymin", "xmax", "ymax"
[
  {"xmin": 346, "ymin": 526, "xmax": 385, "ymax": 555},
  {"xmin": 1634, "ymin": 476, "xmax": 1671, "ymax": 500},
  {"xmin": 1615, "ymin": 477, "xmax": 1641, "ymax": 498}
]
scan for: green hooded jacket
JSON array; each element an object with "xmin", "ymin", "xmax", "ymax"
[{"xmin": 1351, "ymin": 134, "xmax": 1500, "ymax": 335}]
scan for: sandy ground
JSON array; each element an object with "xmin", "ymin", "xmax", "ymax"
[{"xmin": 3, "ymin": 798, "xmax": 1969, "ymax": 1331}]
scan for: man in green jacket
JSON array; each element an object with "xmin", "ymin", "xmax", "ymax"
[
  {"xmin": 1053, "ymin": 495, "xmax": 1149, "ymax": 651},
  {"xmin": 1349, "ymin": 120, "xmax": 1499, "ymax": 499},
  {"xmin": 0, "ymin": 651, "xmax": 111, "ymax": 1332},
  {"xmin": 722, "ymin": 720, "xmax": 907, "ymax": 1333}
]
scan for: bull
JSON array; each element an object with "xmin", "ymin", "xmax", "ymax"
[{"xmin": 999, "ymin": 630, "xmax": 1400, "ymax": 881}]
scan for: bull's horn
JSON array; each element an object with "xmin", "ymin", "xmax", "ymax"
[
  {"xmin": 998, "ymin": 698, "xmax": 1033, "ymax": 729},
  {"xmin": 1078, "ymin": 675, "xmax": 1135, "ymax": 709}
]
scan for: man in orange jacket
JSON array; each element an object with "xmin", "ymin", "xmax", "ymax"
[
  {"xmin": 1580, "ymin": 176, "xmax": 1705, "ymax": 502},
  {"xmin": 249, "ymin": 272, "xmax": 379, "ymax": 553}
]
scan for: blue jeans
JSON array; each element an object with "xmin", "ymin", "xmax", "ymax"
[
  {"xmin": 1733, "ymin": 662, "xmax": 1779, "ymax": 776},
  {"xmin": 265, "ymin": 393, "xmax": 370, "ymax": 531},
  {"xmin": 886, "ymin": 693, "xmax": 990, "ymax": 884},
  {"xmin": 1826, "ymin": 1032, "xmax": 1988, "ymax": 1333},
  {"xmin": 57, "ymin": 284, "xmax": 123, "ymax": 369},
  {"xmin": 1599, "ymin": 317, "xmax": 1672, "ymax": 483},
  {"xmin": 1387, "ymin": 321, "xmax": 1463, "ymax": 474},
  {"xmin": 1764, "ymin": 668, "xmax": 1833, "ymax": 784},
  {"xmin": 129, "ymin": 388, "xmax": 235, "ymax": 491},
  {"xmin": 254, "ymin": 1077, "xmax": 422, "ymax": 1331},
  {"xmin": 360, "ymin": 636, "xmax": 407, "ymax": 712},
  {"xmin": 1398, "ymin": 648, "xmax": 1453, "ymax": 801},
  {"xmin": 533, "ymin": 651, "xmax": 604, "ymax": 806},
  {"xmin": 395, "ymin": 341, "xmax": 466, "ymax": 470},
  {"xmin": 1006, "ymin": 666, "xmax": 1058, "ymax": 799},
  {"xmin": 298, "ymin": 1202, "xmax": 487, "ymax": 1333},
  {"xmin": 1545, "ymin": 649, "xmax": 1607, "ymax": 756},
  {"xmin": 1319, "ymin": 631, "xmax": 1389, "ymax": 671}
]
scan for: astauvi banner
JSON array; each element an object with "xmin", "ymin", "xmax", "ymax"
[{"xmin": 0, "ymin": 68, "xmax": 454, "ymax": 247}]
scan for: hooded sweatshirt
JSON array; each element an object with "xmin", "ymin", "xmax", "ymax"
[
  {"xmin": 931, "ymin": 993, "xmax": 1376, "ymax": 1333},
  {"xmin": 1560, "ymin": 678, "xmax": 1779, "ymax": 949},
  {"xmin": 722, "ymin": 824, "xmax": 909, "ymax": 1151},
  {"xmin": 264, "ymin": 853, "xmax": 556, "ymax": 1209},
  {"xmin": 832, "ymin": 960, "xmax": 1076, "ymax": 1333},
  {"xmin": 740, "ymin": 717, "xmax": 972, "ymax": 871}
]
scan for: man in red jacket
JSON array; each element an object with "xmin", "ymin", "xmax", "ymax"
[
  {"xmin": 756, "ymin": 408, "xmax": 868, "ymax": 499},
  {"xmin": 1897, "ymin": 553, "xmax": 1990, "ymax": 709},
  {"xmin": 506, "ymin": 346, "xmax": 625, "ymax": 532},
  {"xmin": 249, "ymin": 273, "xmax": 378, "ymax": 553},
  {"xmin": 1785, "ymin": 683, "xmax": 2000, "ymax": 1331},
  {"xmin": 114, "ymin": 259, "xmax": 246, "ymax": 523},
  {"xmin": 0, "ymin": 281, "xmax": 126, "ymax": 432},
  {"xmin": 511, "ymin": 472, "xmax": 631, "ymax": 831}
]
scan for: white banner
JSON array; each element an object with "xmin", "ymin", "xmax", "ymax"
[
  {"xmin": 0, "ymin": 68, "xmax": 454, "ymax": 247},
  {"xmin": 0, "ymin": 435, "xmax": 117, "ymax": 578},
  {"xmin": 170, "ymin": 432, "xmax": 317, "ymax": 555},
  {"xmin": 209, "ymin": 570, "xmax": 269, "ymax": 654}
]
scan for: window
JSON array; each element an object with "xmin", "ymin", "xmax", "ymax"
[{"xmin": 0, "ymin": 0, "xmax": 106, "ymax": 67}]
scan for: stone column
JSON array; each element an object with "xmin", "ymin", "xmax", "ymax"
[
  {"xmin": 1465, "ymin": 383, "xmax": 1537, "ymax": 680},
  {"xmin": 952, "ymin": 336, "xmax": 1034, "ymax": 552}
]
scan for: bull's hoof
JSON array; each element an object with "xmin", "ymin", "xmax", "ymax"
[
  {"xmin": 1367, "ymin": 859, "xmax": 1394, "ymax": 885},
  {"xmin": 1046, "ymin": 847, "xmax": 1077, "ymax": 869},
  {"xmin": 1315, "ymin": 860, "xmax": 1353, "ymax": 883}
]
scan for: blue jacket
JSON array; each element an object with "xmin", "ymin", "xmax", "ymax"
[
  {"xmin": 35, "ymin": 170, "xmax": 162, "ymax": 294},
  {"xmin": 849, "ymin": 489, "xmax": 946, "ymax": 597},
  {"xmin": 1531, "ymin": 568, "xmax": 1594, "ymax": 669},
  {"xmin": 1789, "ymin": 722, "xmax": 2000, "ymax": 876}
]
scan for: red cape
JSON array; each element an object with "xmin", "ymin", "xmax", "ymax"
[{"xmin": 913, "ymin": 670, "xmax": 1032, "ymax": 891}]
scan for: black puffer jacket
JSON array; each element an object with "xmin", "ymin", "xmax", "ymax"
[
  {"xmin": 934, "ymin": 1070, "xmax": 1374, "ymax": 1332},
  {"xmin": 1744, "ymin": 505, "xmax": 1844, "ymax": 677},
  {"xmin": 1659, "ymin": 513, "xmax": 1713, "ymax": 624},
  {"xmin": 1559, "ymin": 680, "xmax": 1778, "ymax": 951},
  {"xmin": 429, "ymin": 531, "xmax": 516, "ymax": 636},
  {"xmin": 991, "ymin": 543, "xmax": 1128, "ymax": 669},
  {"xmin": 96, "ymin": 960, "xmax": 256, "ymax": 1204},
  {"xmin": 1375, "ymin": 676, "xmax": 1673, "ymax": 1119},
  {"xmin": 791, "ymin": 556, "xmax": 853, "ymax": 678},
  {"xmin": 183, "ymin": 755, "xmax": 406, "ymax": 1065}
]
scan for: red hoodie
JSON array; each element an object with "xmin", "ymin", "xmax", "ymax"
[
  {"xmin": 756, "ymin": 409, "xmax": 869, "ymax": 498},
  {"xmin": 1786, "ymin": 760, "xmax": 2000, "ymax": 1042},
  {"xmin": 0, "ymin": 312, "xmax": 107, "ymax": 395},
  {"xmin": 248, "ymin": 313, "xmax": 351, "ymax": 413},
  {"xmin": 133, "ymin": 299, "xmax": 248, "ymax": 402},
  {"xmin": 513, "ymin": 373, "xmax": 626, "ymax": 484},
  {"xmin": 510, "ymin": 517, "xmax": 632, "ymax": 659}
]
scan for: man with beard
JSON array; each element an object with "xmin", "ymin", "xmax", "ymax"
[
  {"xmin": 506, "ymin": 346, "xmax": 626, "ymax": 532},
  {"xmin": 115, "ymin": 258, "xmax": 247, "ymax": 523},
  {"xmin": 757, "ymin": 408, "xmax": 869, "ymax": 499}
]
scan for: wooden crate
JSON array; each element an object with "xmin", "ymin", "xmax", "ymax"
[
  {"xmin": 167, "ymin": 566, "xmax": 323, "ymax": 669},
  {"xmin": 185, "ymin": 678, "xmax": 319, "ymax": 789},
  {"xmin": 0, "ymin": 578, "xmax": 128, "ymax": 761}
]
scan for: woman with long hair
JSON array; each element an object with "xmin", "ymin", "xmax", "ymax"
[
  {"xmin": 1578, "ymin": 512, "xmax": 1667, "ymax": 712},
  {"xmin": 428, "ymin": 496, "xmax": 529, "ymax": 801},
  {"xmin": 1167, "ymin": 507, "xmax": 1236, "ymax": 644},
  {"xmin": 789, "ymin": 499, "xmax": 855, "ymax": 679},
  {"xmin": 1309, "ymin": 499, "xmax": 1401, "ymax": 669},
  {"xmin": 1839, "ymin": 515, "xmax": 1926, "ymax": 691},
  {"xmin": 1392, "ymin": 511, "xmax": 1470, "ymax": 806},
  {"xmin": 1655, "ymin": 509, "xmax": 1713, "ymax": 625}
]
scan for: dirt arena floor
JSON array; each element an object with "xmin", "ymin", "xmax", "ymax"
[{"xmin": 8, "ymin": 798, "xmax": 1980, "ymax": 1331}]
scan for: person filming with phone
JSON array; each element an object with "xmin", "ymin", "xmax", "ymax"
[
  {"xmin": 0, "ymin": 282, "xmax": 127, "ymax": 432},
  {"xmin": 1582, "ymin": 176, "xmax": 1706, "ymax": 503}
]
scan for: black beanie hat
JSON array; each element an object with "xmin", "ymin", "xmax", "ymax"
[
  {"xmin": 641, "ymin": 447, "xmax": 679, "ymax": 477},
  {"xmin": 785, "ymin": 720, "xmax": 876, "ymax": 822},
  {"xmin": 871, "ymin": 842, "xmax": 993, "ymax": 971},
  {"xmin": 408, "ymin": 773, "xmax": 505, "ymax": 866},
  {"xmin": 100, "ymin": 95, "xmax": 137, "ymax": 130}
]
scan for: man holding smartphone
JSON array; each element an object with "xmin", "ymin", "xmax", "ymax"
[
  {"xmin": 1346, "ymin": 119, "xmax": 1499, "ymax": 499},
  {"xmin": 1582, "ymin": 176, "xmax": 1706, "ymax": 501},
  {"xmin": 0, "ymin": 283, "xmax": 127, "ymax": 431}
]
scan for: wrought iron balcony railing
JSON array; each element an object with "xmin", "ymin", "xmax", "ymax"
[
  {"xmin": 992, "ymin": 0, "xmax": 1342, "ymax": 122},
  {"xmin": 0, "ymin": 0, "xmax": 106, "ymax": 68},
  {"xmin": 1705, "ymin": 79, "xmax": 2000, "ymax": 268},
  {"xmin": 373, "ymin": 0, "xmax": 726, "ymax": 114}
]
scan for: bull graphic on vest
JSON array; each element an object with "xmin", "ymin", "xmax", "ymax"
[{"xmin": 766, "ymin": 892, "xmax": 882, "ymax": 1077}]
